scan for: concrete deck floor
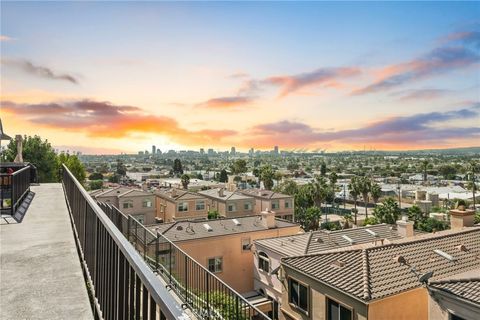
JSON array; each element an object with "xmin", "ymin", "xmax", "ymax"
[{"xmin": 0, "ymin": 183, "xmax": 93, "ymax": 319}]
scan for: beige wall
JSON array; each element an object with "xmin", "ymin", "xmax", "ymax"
[
  {"xmin": 175, "ymin": 225, "xmax": 301, "ymax": 294},
  {"xmin": 368, "ymin": 287, "xmax": 428, "ymax": 320},
  {"xmin": 119, "ymin": 195, "xmax": 156, "ymax": 225},
  {"xmin": 255, "ymin": 198, "xmax": 294, "ymax": 220},
  {"xmin": 156, "ymin": 196, "xmax": 209, "ymax": 222}
]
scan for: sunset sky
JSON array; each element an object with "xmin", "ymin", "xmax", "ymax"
[{"xmin": 1, "ymin": 1, "xmax": 479, "ymax": 154}]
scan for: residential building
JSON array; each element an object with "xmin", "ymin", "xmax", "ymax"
[
  {"xmin": 93, "ymin": 186, "xmax": 156, "ymax": 224},
  {"xmin": 279, "ymin": 209, "xmax": 479, "ymax": 320},
  {"xmin": 155, "ymin": 188, "xmax": 209, "ymax": 222},
  {"xmin": 149, "ymin": 211, "xmax": 301, "ymax": 294},
  {"xmin": 198, "ymin": 188, "xmax": 255, "ymax": 218},
  {"xmin": 240, "ymin": 189, "xmax": 295, "ymax": 221},
  {"xmin": 253, "ymin": 224, "xmax": 404, "ymax": 319}
]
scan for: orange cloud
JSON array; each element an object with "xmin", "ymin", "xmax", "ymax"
[
  {"xmin": 197, "ymin": 96, "xmax": 255, "ymax": 109},
  {"xmin": 1, "ymin": 100, "xmax": 237, "ymax": 145}
]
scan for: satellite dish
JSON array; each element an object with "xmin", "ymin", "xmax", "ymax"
[{"xmin": 418, "ymin": 271, "xmax": 434, "ymax": 284}]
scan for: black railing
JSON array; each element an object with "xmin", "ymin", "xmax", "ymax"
[
  {"xmin": 0, "ymin": 164, "xmax": 30, "ymax": 216},
  {"xmin": 62, "ymin": 165, "xmax": 187, "ymax": 320},
  {"xmin": 125, "ymin": 216, "xmax": 271, "ymax": 320}
]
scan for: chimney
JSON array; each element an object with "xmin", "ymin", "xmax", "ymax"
[
  {"xmin": 450, "ymin": 208, "xmax": 475, "ymax": 230},
  {"xmin": 218, "ymin": 188, "xmax": 224, "ymax": 197},
  {"xmin": 396, "ymin": 215, "xmax": 414, "ymax": 237},
  {"xmin": 260, "ymin": 208, "xmax": 276, "ymax": 229},
  {"xmin": 142, "ymin": 183, "xmax": 148, "ymax": 191},
  {"xmin": 171, "ymin": 188, "xmax": 177, "ymax": 197}
]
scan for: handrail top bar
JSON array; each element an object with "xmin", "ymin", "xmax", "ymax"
[
  {"xmin": 130, "ymin": 214, "xmax": 271, "ymax": 318},
  {"xmin": 62, "ymin": 164, "xmax": 187, "ymax": 319},
  {"xmin": 8, "ymin": 165, "xmax": 31, "ymax": 176}
]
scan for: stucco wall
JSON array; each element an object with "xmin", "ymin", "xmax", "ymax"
[{"xmin": 368, "ymin": 287, "xmax": 428, "ymax": 320}]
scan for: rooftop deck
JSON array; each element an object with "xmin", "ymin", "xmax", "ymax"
[{"xmin": 0, "ymin": 183, "xmax": 93, "ymax": 319}]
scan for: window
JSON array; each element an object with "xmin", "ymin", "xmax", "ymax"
[
  {"xmin": 122, "ymin": 201, "xmax": 133, "ymax": 209},
  {"xmin": 271, "ymin": 200, "xmax": 279, "ymax": 210},
  {"xmin": 178, "ymin": 202, "xmax": 188, "ymax": 212},
  {"xmin": 241, "ymin": 238, "xmax": 251, "ymax": 251},
  {"xmin": 327, "ymin": 298, "xmax": 352, "ymax": 320},
  {"xmin": 244, "ymin": 202, "xmax": 252, "ymax": 211},
  {"xmin": 228, "ymin": 203, "xmax": 236, "ymax": 212},
  {"xmin": 208, "ymin": 257, "xmax": 222, "ymax": 273},
  {"xmin": 285, "ymin": 200, "xmax": 290, "ymax": 209},
  {"xmin": 142, "ymin": 199, "xmax": 152, "ymax": 208},
  {"xmin": 258, "ymin": 252, "xmax": 270, "ymax": 272},
  {"xmin": 196, "ymin": 200, "xmax": 205, "ymax": 211},
  {"xmin": 289, "ymin": 278, "xmax": 308, "ymax": 313}
]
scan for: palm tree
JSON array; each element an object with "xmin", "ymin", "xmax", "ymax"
[
  {"xmin": 467, "ymin": 161, "xmax": 477, "ymax": 209},
  {"xmin": 357, "ymin": 176, "xmax": 371, "ymax": 218},
  {"xmin": 370, "ymin": 182, "xmax": 382, "ymax": 207},
  {"xmin": 180, "ymin": 174, "xmax": 190, "ymax": 190},
  {"xmin": 421, "ymin": 160, "xmax": 429, "ymax": 184},
  {"xmin": 348, "ymin": 176, "xmax": 360, "ymax": 225}
]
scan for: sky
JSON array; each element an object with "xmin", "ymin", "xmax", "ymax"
[{"xmin": 1, "ymin": 1, "xmax": 479, "ymax": 154}]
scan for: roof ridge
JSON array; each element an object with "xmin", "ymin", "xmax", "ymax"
[
  {"xmin": 304, "ymin": 232, "xmax": 314, "ymax": 255},
  {"xmin": 362, "ymin": 249, "xmax": 371, "ymax": 300},
  {"xmin": 430, "ymin": 277, "xmax": 480, "ymax": 285}
]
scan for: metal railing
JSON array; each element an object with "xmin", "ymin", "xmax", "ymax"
[
  {"xmin": 0, "ymin": 165, "xmax": 30, "ymax": 216},
  {"xmin": 62, "ymin": 164, "xmax": 187, "ymax": 320},
  {"xmin": 125, "ymin": 215, "xmax": 271, "ymax": 320}
]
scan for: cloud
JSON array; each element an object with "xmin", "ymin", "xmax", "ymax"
[
  {"xmin": 263, "ymin": 67, "xmax": 361, "ymax": 97},
  {"xmin": 1, "ymin": 100, "xmax": 237, "ymax": 145},
  {"xmin": 0, "ymin": 35, "xmax": 14, "ymax": 42},
  {"xmin": 354, "ymin": 29, "xmax": 480, "ymax": 95},
  {"xmin": 391, "ymin": 89, "xmax": 451, "ymax": 101},
  {"xmin": 2, "ymin": 59, "xmax": 80, "ymax": 84},
  {"xmin": 243, "ymin": 104, "xmax": 480, "ymax": 148},
  {"xmin": 197, "ymin": 96, "xmax": 255, "ymax": 109},
  {"xmin": 228, "ymin": 72, "xmax": 249, "ymax": 79}
]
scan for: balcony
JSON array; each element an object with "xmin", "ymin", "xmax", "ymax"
[{"xmin": 1, "ymin": 164, "xmax": 271, "ymax": 319}]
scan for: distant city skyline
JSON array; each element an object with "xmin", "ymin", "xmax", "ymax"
[{"xmin": 1, "ymin": 1, "xmax": 479, "ymax": 154}]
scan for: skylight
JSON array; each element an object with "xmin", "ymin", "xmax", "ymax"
[
  {"xmin": 203, "ymin": 223, "xmax": 213, "ymax": 232},
  {"xmin": 433, "ymin": 249, "xmax": 457, "ymax": 262},
  {"xmin": 232, "ymin": 219, "xmax": 241, "ymax": 226},
  {"xmin": 365, "ymin": 229, "xmax": 378, "ymax": 237},
  {"xmin": 342, "ymin": 235, "xmax": 355, "ymax": 244}
]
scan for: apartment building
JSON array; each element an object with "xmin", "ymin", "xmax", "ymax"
[
  {"xmin": 149, "ymin": 210, "xmax": 301, "ymax": 294},
  {"xmin": 93, "ymin": 186, "xmax": 156, "ymax": 224},
  {"xmin": 240, "ymin": 189, "xmax": 294, "ymax": 221},
  {"xmin": 279, "ymin": 209, "xmax": 479, "ymax": 320},
  {"xmin": 253, "ymin": 224, "xmax": 404, "ymax": 319},
  {"xmin": 154, "ymin": 188, "xmax": 209, "ymax": 222},
  {"xmin": 198, "ymin": 188, "xmax": 255, "ymax": 218}
]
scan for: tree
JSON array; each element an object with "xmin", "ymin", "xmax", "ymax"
[
  {"xmin": 370, "ymin": 182, "xmax": 382, "ymax": 206},
  {"xmin": 438, "ymin": 164, "xmax": 457, "ymax": 180},
  {"xmin": 274, "ymin": 179, "xmax": 298, "ymax": 196},
  {"xmin": 89, "ymin": 180, "xmax": 103, "ymax": 190},
  {"xmin": 260, "ymin": 165, "xmax": 275, "ymax": 190},
  {"xmin": 408, "ymin": 205, "xmax": 425, "ymax": 229},
  {"xmin": 329, "ymin": 172, "xmax": 338, "ymax": 186},
  {"xmin": 357, "ymin": 176, "xmax": 371, "ymax": 218},
  {"xmin": 197, "ymin": 173, "xmax": 204, "ymax": 180},
  {"xmin": 89, "ymin": 172, "xmax": 104, "ymax": 180},
  {"xmin": 348, "ymin": 177, "xmax": 360, "ymax": 225},
  {"xmin": 5, "ymin": 135, "xmax": 57, "ymax": 182},
  {"xmin": 373, "ymin": 197, "xmax": 401, "ymax": 224},
  {"xmin": 173, "ymin": 159, "xmax": 183, "ymax": 176},
  {"xmin": 219, "ymin": 169, "xmax": 228, "ymax": 183},
  {"xmin": 65, "ymin": 155, "xmax": 86, "ymax": 184},
  {"xmin": 320, "ymin": 162, "xmax": 327, "ymax": 176},
  {"xmin": 180, "ymin": 174, "xmax": 190, "ymax": 189},
  {"xmin": 466, "ymin": 161, "xmax": 477, "ymax": 210},
  {"xmin": 116, "ymin": 159, "xmax": 127, "ymax": 176},
  {"xmin": 208, "ymin": 210, "xmax": 220, "ymax": 220},
  {"xmin": 274, "ymin": 171, "xmax": 283, "ymax": 185},
  {"xmin": 230, "ymin": 159, "xmax": 247, "ymax": 175},
  {"xmin": 296, "ymin": 206, "xmax": 321, "ymax": 231},
  {"xmin": 421, "ymin": 160, "xmax": 429, "ymax": 183}
]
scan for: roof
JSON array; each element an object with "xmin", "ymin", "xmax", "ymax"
[
  {"xmin": 117, "ymin": 189, "xmax": 153, "ymax": 198},
  {"xmin": 255, "ymin": 224, "xmax": 402, "ymax": 257},
  {"xmin": 94, "ymin": 186, "xmax": 132, "ymax": 198},
  {"xmin": 239, "ymin": 189, "xmax": 292, "ymax": 200},
  {"xmin": 155, "ymin": 188, "xmax": 206, "ymax": 201},
  {"xmin": 282, "ymin": 227, "xmax": 480, "ymax": 302},
  {"xmin": 147, "ymin": 216, "xmax": 299, "ymax": 242},
  {"xmin": 430, "ymin": 278, "xmax": 480, "ymax": 305},
  {"xmin": 198, "ymin": 188, "xmax": 253, "ymax": 201}
]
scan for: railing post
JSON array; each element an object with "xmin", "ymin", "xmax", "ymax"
[
  {"xmin": 206, "ymin": 273, "xmax": 210, "ymax": 319},
  {"xmin": 184, "ymin": 256, "xmax": 188, "ymax": 302},
  {"xmin": 155, "ymin": 234, "xmax": 159, "ymax": 271},
  {"xmin": 168, "ymin": 242, "xmax": 172, "ymax": 284}
]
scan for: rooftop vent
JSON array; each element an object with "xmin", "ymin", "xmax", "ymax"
[
  {"xmin": 232, "ymin": 219, "xmax": 241, "ymax": 226},
  {"xmin": 456, "ymin": 244, "xmax": 468, "ymax": 252},
  {"xmin": 342, "ymin": 235, "xmax": 355, "ymax": 245},
  {"xmin": 176, "ymin": 225, "xmax": 183, "ymax": 231},
  {"xmin": 203, "ymin": 223, "xmax": 213, "ymax": 232},
  {"xmin": 434, "ymin": 249, "xmax": 457, "ymax": 262},
  {"xmin": 393, "ymin": 255, "xmax": 407, "ymax": 264},
  {"xmin": 316, "ymin": 237, "xmax": 323, "ymax": 243},
  {"xmin": 331, "ymin": 260, "xmax": 346, "ymax": 268},
  {"xmin": 365, "ymin": 228, "xmax": 378, "ymax": 237}
]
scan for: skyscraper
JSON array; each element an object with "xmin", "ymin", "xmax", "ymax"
[
  {"xmin": 152, "ymin": 145, "xmax": 156, "ymax": 155},
  {"xmin": 200, "ymin": 148, "xmax": 205, "ymax": 155},
  {"xmin": 231, "ymin": 147, "xmax": 236, "ymax": 155},
  {"xmin": 274, "ymin": 146, "xmax": 279, "ymax": 155}
]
